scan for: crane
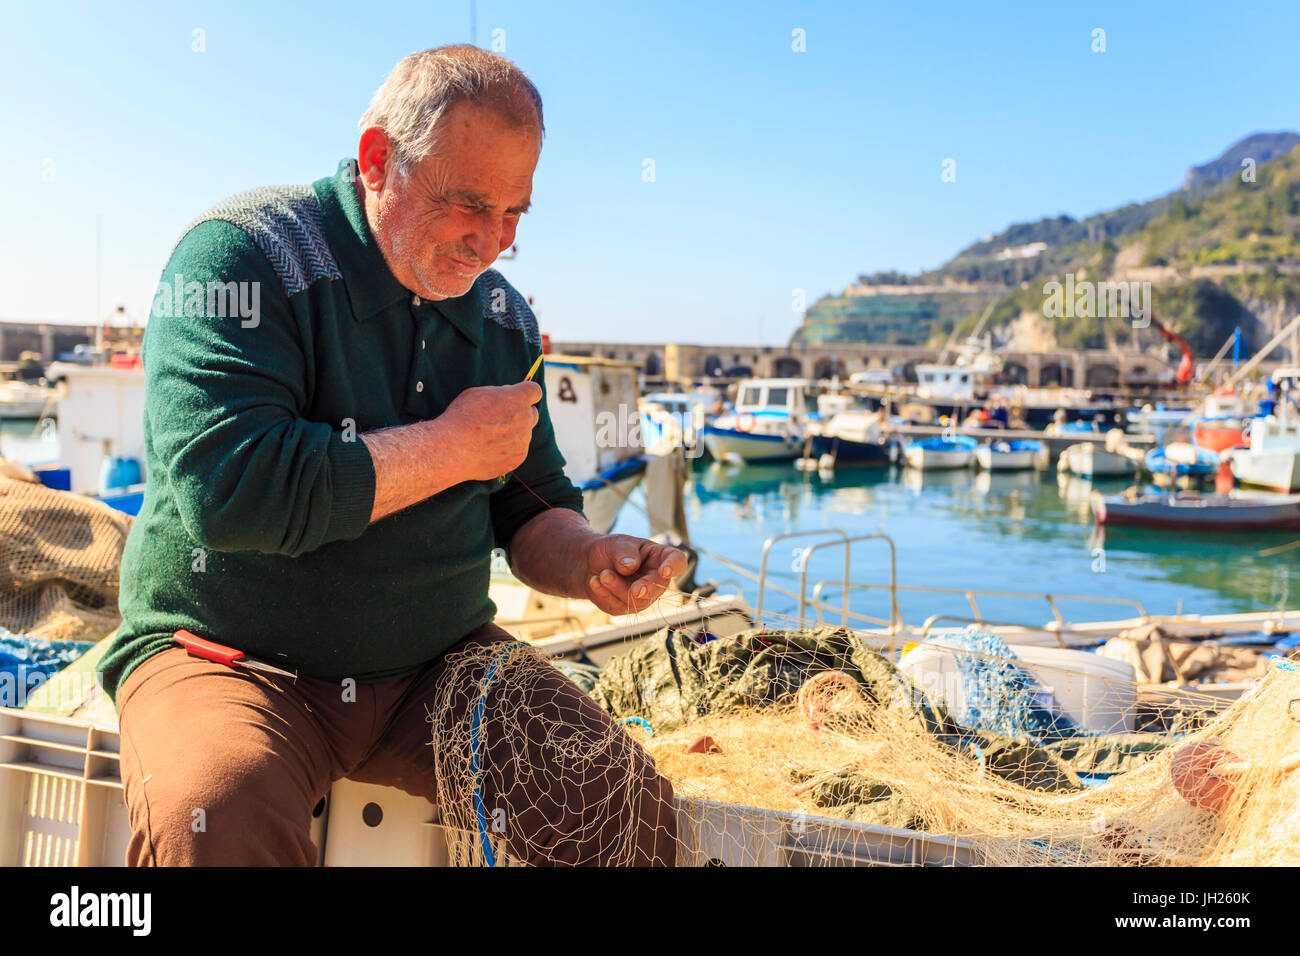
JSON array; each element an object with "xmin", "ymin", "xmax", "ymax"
[{"xmin": 1146, "ymin": 312, "xmax": 1195, "ymax": 386}]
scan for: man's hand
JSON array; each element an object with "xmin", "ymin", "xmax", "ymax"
[
  {"xmin": 361, "ymin": 381, "xmax": 541, "ymax": 522},
  {"xmin": 582, "ymin": 534, "xmax": 689, "ymax": 615},
  {"xmin": 437, "ymin": 382, "xmax": 542, "ymax": 481}
]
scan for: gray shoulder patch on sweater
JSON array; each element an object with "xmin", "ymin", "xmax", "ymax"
[
  {"xmin": 175, "ymin": 185, "xmax": 342, "ymax": 297},
  {"xmin": 478, "ymin": 269, "xmax": 541, "ymax": 347}
]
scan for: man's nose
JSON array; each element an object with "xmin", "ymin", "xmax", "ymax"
[{"xmin": 464, "ymin": 215, "xmax": 503, "ymax": 266}]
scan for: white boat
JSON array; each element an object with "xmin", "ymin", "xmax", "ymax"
[
  {"xmin": 538, "ymin": 355, "xmax": 651, "ymax": 534},
  {"xmin": 1229, "ymin": 405, "xmax": 1300, "ymax": 492},
  {"xmin": 975, "ymin": 439, "xmax": 1041, "ymax": 471},
  {"xmin": 0, "ymin": 381, "xmax": 56, "ymax": 419},
  {"xmin": 638, "ymin": 386, "xmax": 720, "ymax": 458},
  {"xmin": 913, "ymin": 335, "xmax": 1000, "ymax": 403},
  {"xmin": 903, "ymin": 435, "xmax": 977, "ymax": 470},
  {"xmin": 701, "ymin": 378, "xmax": 811, "ymax": 462},
  {"xmin": 1059, "ymin": 441, "xmax": 1136, "ymax": 478}
]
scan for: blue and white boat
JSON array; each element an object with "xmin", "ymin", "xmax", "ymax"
[
  {"xmin": 1145, "ymin": 442, "xmax": 1220, "ymax": 479},
  {"xmin": 903, "ymin": 434, "xmax": 977, "ymax": 470},
  {"xmin": 975, "ymin": 439, "xmax": 1042, "ymax": 471},
  {"xmin": 701, "ymin": 378, "xmax": 811, "ymax": 463}
]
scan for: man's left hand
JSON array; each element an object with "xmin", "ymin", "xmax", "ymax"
[{"xmin": 582, "ymin": 534, "xmax": 688, "ymax": 615}]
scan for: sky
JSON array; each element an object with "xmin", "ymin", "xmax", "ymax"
[{"xmin": 2, "ymin": 0, "xmax": 1298, "ymax": 345}]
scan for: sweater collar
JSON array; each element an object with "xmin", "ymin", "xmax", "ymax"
[{"xmin": 314, "ymin": 159, "xmax": 484, "ymax": 346}]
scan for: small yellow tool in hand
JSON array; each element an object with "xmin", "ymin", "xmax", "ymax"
[{"xmin": 490, "ymin": 353, "xmax": 545, "ymax": 491}]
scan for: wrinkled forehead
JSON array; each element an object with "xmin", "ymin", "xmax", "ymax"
[{"xmin": 410, "ymin": 107, "xmax": 540, "ymax": 208}]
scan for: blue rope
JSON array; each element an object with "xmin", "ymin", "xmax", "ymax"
[
  {"xmin": 929, "ymin": 628, "xmax": 1093, "ymax": 742},
  {"xmin": 618, "ymin": 716, "xmax": 654, "ymax": 737},
  {"xmin": 471, "ymin": 645, "xmax": 518, "ymax": 867}
]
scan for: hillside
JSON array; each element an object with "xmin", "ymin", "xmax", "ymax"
[{"xmin": 849, "ymin": 134, "xmax": 1300, "ymax": 361}]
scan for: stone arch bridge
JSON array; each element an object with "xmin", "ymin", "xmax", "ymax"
[{"xmin": 550, "ymin": 340, "xmax": 1179, "ymax": 388}]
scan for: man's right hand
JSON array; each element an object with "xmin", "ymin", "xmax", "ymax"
[
  {"xmin": 437, "ymin": 382, "xmax": 543, "ymax": 481},
  {"xmin": 361, "ymin": 381, "xmax": 543, "ymax": 523}
]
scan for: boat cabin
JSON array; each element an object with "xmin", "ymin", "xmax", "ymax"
[
  {"xmin": 914, "ymin": 364, "xmax": 984, "ymax": 402},
  {"xmin": 732, "ymin": 378, "xmax": 813, "ymax": 424}
]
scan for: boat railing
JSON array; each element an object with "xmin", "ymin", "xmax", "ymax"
[
  {"xmin": 806, "ymin": 579, "xmax": 1148, "ymax": 647},
  {"xmin": 757, "ymin": 530, "xmax": 901, "ymax": 632}
]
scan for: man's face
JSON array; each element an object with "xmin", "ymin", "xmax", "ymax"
[{"xmin": 360, "ymin": 100, "xmax": 540, "ymax": 300}]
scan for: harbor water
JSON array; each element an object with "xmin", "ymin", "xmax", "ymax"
[{"xmin": 613, "ymin": 458, "xmax": 1300, "ymax": 630}]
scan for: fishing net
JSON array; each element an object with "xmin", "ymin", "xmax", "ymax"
[
  {"xmin": 427, "ymin": 618, "xmax": 1300, "ymax": 866},
  {"xmin": 427, "ymin": 639, "xmax": 677, "ymax": 866},
  {"xmin": 0, "ymin": 475, "xmax": 131, "ymax": 658}
]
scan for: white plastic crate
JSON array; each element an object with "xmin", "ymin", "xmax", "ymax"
[
  {"xmin": 0, "ymin": 709, "xmax": 129, "ymax": 866},
  {"xmin": 0, "ymin": 707, "xmax": 327, "ymax": 866}
]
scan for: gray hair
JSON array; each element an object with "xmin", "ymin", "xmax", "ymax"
[{"xmin": 359, "ymin": 45, "xmax": 544, "ymax": 173}]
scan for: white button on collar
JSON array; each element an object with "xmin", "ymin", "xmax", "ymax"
[
  {"xmin": 412, "ymin": 295, "xmax": 421, "ymax": 307},
  {"xmin": 416, "ymin": 381, "xmax": 424, "ymax": 392}
]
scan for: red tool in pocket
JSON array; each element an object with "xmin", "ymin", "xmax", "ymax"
[{"xmin": 173, "ymin": 630, "xmax": 298, "ymax": 680}]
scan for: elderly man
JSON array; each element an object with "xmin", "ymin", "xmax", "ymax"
[{"xmin": 98, "ymin": 45, "xmax": 683, "ymax": 866}]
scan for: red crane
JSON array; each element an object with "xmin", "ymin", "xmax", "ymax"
[{"xmin": 1147, "ymin": 313, "xmax": 1195, "ymax": 385}]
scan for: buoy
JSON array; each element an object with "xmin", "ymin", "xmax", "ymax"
[
  {"xmin": 1170, "ymin": 740, "xmax": 1239, "ymax": 813},
  {"xmin": 685, "ymin": 735, "xmax": 722, "ymax": 754}
]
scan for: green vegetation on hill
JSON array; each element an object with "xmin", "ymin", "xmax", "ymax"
[
  {"xmin": 934, "ymin": 144, "xmax": 1300, "ymax": 357},
  {"xmin": 798, "ymin": 135, "xmax": 1300, "ymax": 360}
]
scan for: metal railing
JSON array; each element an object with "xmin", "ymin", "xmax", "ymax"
[
  {"xmin": 757, "ymin": 530, "xmax": 900, "ymax": 630},
  {"xmin": 806, "ymin": 578, "xmax": 1148, "ymax": 643}
]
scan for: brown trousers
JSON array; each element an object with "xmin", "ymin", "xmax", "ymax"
[{"xmin": 115, "ymin": 623, "xmax": 676, "ymax": 866}]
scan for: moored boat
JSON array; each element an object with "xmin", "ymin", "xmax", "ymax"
[
  {"xmin": 701, "ymin": 378, "xmax": 810, "ymax": 463},
  {"xmin": 808, "ymin": 409, "xmax": 890, "ymax": 465},
  {"xmin": 1145, "ymin": 442, "xmax": 1220, "ymax": 479},
  {"xmin": 903, "ymin": 434, "xmax": 976, "ymax": 470},
  {"xmin": 1191, "ymin": 415, "xmax": 1248, "ymax": 454},
  {"xmin": 1091, "ymin": 489, "xmax": 1300, "ymax": 531},
  {"xmin": 974, "ymin": 439, "xmax": 1041, "ymax": 471},
  {"xmin": 1229, "ymin": 407, "xmax": 1300, "ymax": 492},
  {"xmin": 1059, "ymin": 441, "xmax": 1136, "ymax": 478}
]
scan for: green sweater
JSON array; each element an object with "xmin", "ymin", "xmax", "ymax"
[{"xmin": 98, "ymin": 160, "xmax": 584, "ymax": 701}]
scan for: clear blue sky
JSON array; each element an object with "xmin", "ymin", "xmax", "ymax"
[{"xmin": 2, "ymin": 0, "xmax": 1297, "ymax": 344}]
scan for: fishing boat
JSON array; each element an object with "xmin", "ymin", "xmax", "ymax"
[
  {"xmin": 1091, "ymin": 489, "xmax": 1300, "ymax": 531},
  {"xmin": 700, "ymin": 378, "xmax": 811, "ymax": 463},
  {"xmin": 638, "ymin": 391, "xmax": 711, "ymax": 457},
  {"xmin": 807, "ymin": 409, "xmax": 890, "ymax": 465},
  {"xmin": 1059, "ymin": 442, "xmax": 1136, "ymax": 478},
  {"xmin": 903, "ymin": 434, "xmax": 976, "ymax": 470},
  {"xmin": 1229, "ymin": 405, "xmax": 1300, "ymax": 492},
  {"xmin": 974, "ymin": 439, "xmax": 1041, "ymax": 471},
  {"xmin": 1125, "ymin": 403, "xmax": 1192, "ymax": 436},
  {"xmin": 1047, "ymin": 418, "xmax": 1100, "ymax": 435},
  {"xmin": 1145, "ymin": 442, "xmax": 1220, "ymax": 480},
  {"xmin": 1191, "ymin": 415, "xmax": 1248, "ymax": 455},
  {"xmin": 0, "ymin": 380, "xmax": 56, "ymax": 419}
]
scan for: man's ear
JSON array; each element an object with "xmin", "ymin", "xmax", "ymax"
[{"xmin": 357, "ymin": 127, "xmax": 394, "ymax": 193}]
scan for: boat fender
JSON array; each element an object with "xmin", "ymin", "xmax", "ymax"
[{"xmin": 1170, "ymin": 740, "xmax": 1239, "ymax": 813}]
